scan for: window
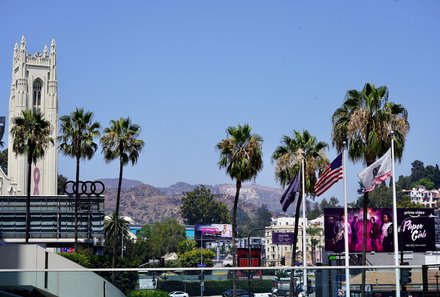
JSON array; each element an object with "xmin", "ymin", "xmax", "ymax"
[{"xmin": 33, "ymin": 80, "xmax": 42, "ymax": 111}]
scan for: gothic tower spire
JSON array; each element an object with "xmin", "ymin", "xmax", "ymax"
[{"xmin": 2, "ymin": 36, "xmax": 59, "ymax": 196}]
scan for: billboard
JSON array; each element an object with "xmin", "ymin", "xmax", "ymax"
[
  {"xmin": 398, "ymin": 208, "xmax": 435, "ymax": 252},
  {"xmin": 272, "ymin": 232, "xmax": 295, "ymax": 245},
  {"xmin": 195, "ymin": 224, "xmax": 232, "ymax": 238},
  {"xmin": 324, "ymin": 208, "xmax": 435, "ymax": 253}
]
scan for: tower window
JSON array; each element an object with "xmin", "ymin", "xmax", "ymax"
[{"xmin": 33, "ymin": 80, "xmax": 42, "ymax": 111}]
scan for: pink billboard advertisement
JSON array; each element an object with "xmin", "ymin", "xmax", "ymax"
[
  {"xmin": 324, "ymin": 208, "xmax": 435, "ymax": 253},
  {"xmin": 195, "ymin": 224, "xmax": 233, "ymax": 238}
]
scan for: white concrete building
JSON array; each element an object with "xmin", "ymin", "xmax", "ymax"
[
  {"xmin": 264, "ymin": 216, "xmax": 324, "ymax": 266},
  {"xmin": 0, "ymin": 35, "xmax": 58, "ymax": 196},
  {"xmin": 404, "ymin": 185, "xmax": 440, "ymax": 208}
]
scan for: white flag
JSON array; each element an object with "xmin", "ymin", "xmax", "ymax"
[{"xmin": 358, "ymin": 148, "xmax": 392, "ymax": 192}]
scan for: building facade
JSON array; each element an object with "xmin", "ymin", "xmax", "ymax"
[
  {"xmin": 264, "ymin": 216, "xmax": 324, "ymax": 266},
  {"xmin": 404, "ymin": 185, "xmax": 440, "ymax": 208},
  {"xmin": 0, "ymin": 35, "xmax": 58, "ymax": 196}
]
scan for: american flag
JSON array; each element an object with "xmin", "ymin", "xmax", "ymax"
[{"xmin": 314, "ymin": 154, "xmax": 343, "ymax": 197}]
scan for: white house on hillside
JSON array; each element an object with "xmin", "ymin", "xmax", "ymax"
[{"xmin": 403, "ymin": 185, "xmax": 440, "ymax": 208}]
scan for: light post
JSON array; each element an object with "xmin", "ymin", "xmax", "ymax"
[
  {"xmin": 200, "ymin": 232, "xmax": 204, "ymax": 297},
  {"xmin": 247, "ymin": 228, "xmax": 265, "ymax": 295},
  {"xmin": 435, "ymin": 272, "xmax": 439, "ymax": 291},
  {"xmin": 121, "ymin": 229, "xmax": 124, "ymax": 258},
  {"xmin": 200, "ymin": 232, "xmax": 203, "ymax": 265}
]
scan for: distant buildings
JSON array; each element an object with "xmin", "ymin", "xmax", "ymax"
[
  {"xmin": 403, "ymin": 185, "xmax": 440, "ymax": 208},
  {"xmin": 264, "ymin": 216, "xmax": 324, "ymax": 267}
]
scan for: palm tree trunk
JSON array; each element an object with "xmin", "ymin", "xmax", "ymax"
[
  {"xmin": 74, "ymin": 155, "xmax": 80, "ymax": 251},
  {"xmin": 361, "ymin": 192, "xmax": 369, "ymax": 297},
  {"xmin": 290, "ymin": 191, "xmax": 302, "ymax": 297},
  {"xmin": 232, "ymin": 179, "xmax": 242, "ymax": 297},
  {"xmin": 25, "ymin": 154, "xmax": 32, "ymax": 243},
  {"xmin": 112, "ymin": 154, "xmax": 124, "ymax": 280}
]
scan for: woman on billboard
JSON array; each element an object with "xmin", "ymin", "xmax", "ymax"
[{"xmin": 380, "ymin": 213, "xmax": 393, "ymax": 252}]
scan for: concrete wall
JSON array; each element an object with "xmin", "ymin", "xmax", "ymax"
[{"xmin": 0, "ymin": 244, "xmax": 125, "ymax": 297}]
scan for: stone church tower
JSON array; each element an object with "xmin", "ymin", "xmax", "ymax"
[{"xmin": 3, "ymin": 35, "xmax": 58, "ymax": 195}]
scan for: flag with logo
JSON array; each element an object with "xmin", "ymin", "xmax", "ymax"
[
  {"xmin": 280, "ymin": 172, "xmax": 300, "ymax": 212},
  {"xmin": 314, "ymin": 154, "xmax": 343, "ymax": 197},
  {"xmin": 358, "ymin": 148, "xmax": 392, "ymax": 192}
]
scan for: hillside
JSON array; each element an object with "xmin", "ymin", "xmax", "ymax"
[{"xmin": 102, "ymin": 179, "xmax": 284, "ymax": 224}]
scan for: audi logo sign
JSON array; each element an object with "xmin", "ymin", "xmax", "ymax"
[{"xmin": 64, "ymin": 181, "xmax": 105, "ymax": 196}]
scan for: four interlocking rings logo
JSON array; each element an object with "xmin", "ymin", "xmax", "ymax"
[{"xmin": 64, "ymin": 181, "xmax": 105, "ymax": 196}]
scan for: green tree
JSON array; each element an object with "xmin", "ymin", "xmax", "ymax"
[
  {"xmin": 101, "ymin": 117, "xmax": 145, "ymax": 270},
  {"xmin": 249, "ymin": 204, "xmax": 272, "ymax": 236},
  {"xmin": 181, "ymin": 186, "xmax": 231, "ymax": 224},
  {"xmin": 104, "ymin": 212, "xmax": 131, "ymax": 255},
  {"xmin": 410, "ymin": 160, "xmax": 425, "ymax": 183},
  {"xmin": 59, "ymin": 108, "xmax": 101, "ymax": 250},
  {"xmin": 396, "ymin": 196, "xmax": 424, "ymax": 208},
  {"xmin": 425, "ymin": 164, "xmax": 440, "ymax": 188},
  {"xmin": 307, "ymin": 227, "xmax": 322, "ymax": 264},
  {"xmin": 396, "ymin": 175, "xmax": 412, "ymax": 192},
  {"xmin": 236, "ymin": 206, "xmax": 252, "ymax": 237},
  {"xmin": 411, "ymin": 177, "xmax": 435, "ymax": 190},
  {"xmin": 140, "ymin": 218, "xmax": 185, "ymax": 260},
  {"xmin": 178, "ymin": 239, "xmax": 197, "ymax": 254},
  {"xmin": 318, "ymin": 197, "xmax": 340, "ymax": 212},
  {"xmin": 0, "ymin": 148, "xmax": 7, "ymax": 174},
  {"xmin": 272, "ymin": 129, "xmax": 328, "ymax": 297},
  {"xmin": 57, "ymin": 174, "xmax": 68, "ymax": 195},
  {"xmin": 331, "ymin": 82, "xmax": 409, "ymax": 297},
  {"xmin": 216, "ymin": 123, "xmax": 263, "ymax": 295},
  {"xmin": 10, "ymin": 110, "xmax": 54, "ymax": 243},
  {"xmin": 352, "ymin": 181, "xmax": 393, "ymax": 208},
  {"xmin": 179, "ymin": 248, "xmax": 216, "ymax": 267}
]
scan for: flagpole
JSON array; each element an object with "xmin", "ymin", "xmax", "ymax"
[
  {"xmin": 343, "ymin": 142, "xmax": 350, "ymax": 297},
  {"xmin": 301, "ymin": 157, "xmax": 308, "ymax": 295},
  {"xmin": 391, "ymin": 131, "xmax": 401, "ymax": 297}
]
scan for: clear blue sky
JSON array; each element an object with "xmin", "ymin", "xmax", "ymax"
[{"xmin": 1, "ymin": 1, "xmax": 439, "ymax": 203}]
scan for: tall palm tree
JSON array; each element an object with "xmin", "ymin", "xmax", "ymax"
[
  {"xmin": 332, "ymin": 82, "xmax": 409, "ymax": 297},
  {"xmin": 59, "ymin": 108, "xmax": 101, "ymax": 250},
  {"xmin": 104, "ymin": 212, "xmax": 131, "ymax": 256},
  {"xmin": 306, "ymin": 227, "xmax": 323, "ymax": 264},
  {"xmin": 100, "ymin": 117, "xmax": 144, "ymax": 270},
  {"xmin": 272, "ymin": 130, "xmax": 327, "ymax": 297},
  {"xmin": 216, "ymin": 123, "xmax": 263, "ymax": 296},
  {"xmin": 272, "ymin": 130, "xmax": 328, "ymax": 191},
  {"xmin": 10, "ymin": 110, "xmax": 54, "ymax": 243}
]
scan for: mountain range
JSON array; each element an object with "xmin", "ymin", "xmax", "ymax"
[{"xmin": 99, "ymin": 178, "xmax": 285, "ymax": 224}]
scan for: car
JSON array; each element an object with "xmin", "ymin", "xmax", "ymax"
[
  {"xmin": 169, "ymin": 291, "xmax": 189, "ymax": 297},
  {"xmin": 272, "ymin": 287, "xmax": 304, "ymax": 297},
  {"xmin": 222, "ymin": 289, "xmax": 254, "ymax": 297},
  {"xmin": 271, "ymin": 288, "xmax": 289, "ymax": 297}
]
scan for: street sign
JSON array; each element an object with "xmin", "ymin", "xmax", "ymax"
[{"xmin": 197, "ymin": 263, "xmax": 207, "ymax": 267}]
